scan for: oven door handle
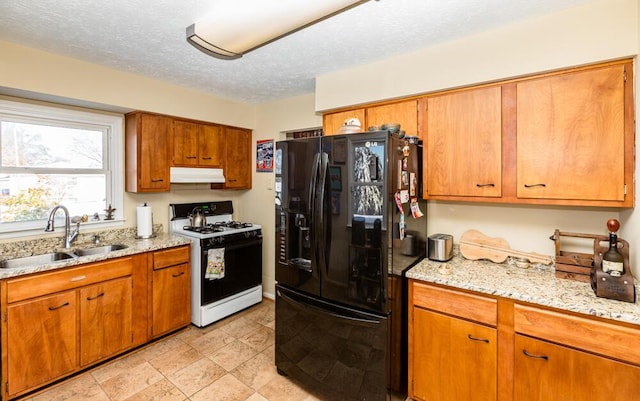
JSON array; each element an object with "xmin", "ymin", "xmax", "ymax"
[{"xmin": 205, "ymin": 237, "xmax": 263, "ymax": 252}]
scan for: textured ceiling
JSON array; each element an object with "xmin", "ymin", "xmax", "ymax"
[{"xmin": 0, "ymin": 0, "xmax": 593, "ymax": 104}]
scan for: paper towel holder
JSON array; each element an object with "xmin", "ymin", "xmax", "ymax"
[{"xmin": 135, "ymin": 202, "xmax": 157, "ymax": 239}]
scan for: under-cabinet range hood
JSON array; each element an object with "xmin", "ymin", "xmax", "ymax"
[{"xmin": 170, "ymin": 167, "xmax": 225, "ymax": 183}]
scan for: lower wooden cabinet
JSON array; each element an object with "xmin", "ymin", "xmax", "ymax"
[
  {"xmin": 152, "ymin": 263, "xmax": 190, "ymax": 337},
  {"xmin": 80, "ymin": 276, "xmax": 133, "ymax": 366},
  {"xmin": 514, "ymin": 334, "xmax": 640, "ymax": 401},
  {"xmin": 7, "ymin": 291, "xmax": 77, "ymax": 396},
  {"xmin": 1, "ymin": 245, "xmax": 190, "ymax": 400},
  {"xmin": 411, "ymin": 308, "xmax": 497, "ymax": 401},
  {"xmin": 409, "ymin": 279, "xmax": 640, "ymax": 401},
  {"xmin": 409, "ymin": 281, "xmax": 497, "ymax": 401}
]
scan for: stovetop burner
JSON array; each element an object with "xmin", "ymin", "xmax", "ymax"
[
  {"xmin": 181, "ymin": 221, "xmax": 254, "ymax": 234},
  {"xmin": 170, "ymin": 201, "xmax": 261, "ymax": 239}
]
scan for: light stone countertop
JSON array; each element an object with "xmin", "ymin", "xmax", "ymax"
[
  {"xmin": 0, "ymin": 227, "xmax": 192, "ymax": 280},
  {"xmin": 406, "ymin": 255, "xmax": 640, "ymax": 327}
]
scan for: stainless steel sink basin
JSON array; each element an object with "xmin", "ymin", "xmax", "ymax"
[
  {"xmin": 73, "ymin": 244, "xmax": 128, "ymax": 256},
  {"xmin": 0, "ymin": 252, "xmax": 77, "ymax": 269}
]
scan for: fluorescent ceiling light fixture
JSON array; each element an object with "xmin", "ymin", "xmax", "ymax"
[{"xmin": 186, "ymin": 0, "xmax": 372, "ymax": 60}]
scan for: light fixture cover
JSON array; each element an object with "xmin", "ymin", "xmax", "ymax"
[{"xmin": 186, "ymin": 0, "xmax": 370, "ymax": 59}]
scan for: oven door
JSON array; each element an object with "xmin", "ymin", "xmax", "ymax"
[{"xmin": 200, "ymin": 236, "xmax": 263, "ymax": 306}]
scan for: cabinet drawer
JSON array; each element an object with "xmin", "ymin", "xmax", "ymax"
[
  {"xmin": 153, "ymin": 246, "xmax": 190, "ymax": 270},
  {"xmin": 411, "ymin": 281, "xmax": 497, "ymax": 326},
  {"xmin": 7, "ymin": 257, "xmax": 133, "ymax": 303},
  {"xmin": 514, "ymin": 304, "xmax": 640, "ymax": 365}
]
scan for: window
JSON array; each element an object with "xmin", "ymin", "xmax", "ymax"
[{"xmin": 0, "ymin": 98, "xmax": 123, "ymax": 238}]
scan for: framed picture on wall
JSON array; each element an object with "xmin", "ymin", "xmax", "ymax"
[{"xmin": 256, "ymin": 139, "xmax": 274, "ymax": 172}]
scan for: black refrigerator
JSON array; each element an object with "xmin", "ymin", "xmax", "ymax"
[{"xmin": 274, "ymin": 131, "xmax": 426, "ymax": 400}]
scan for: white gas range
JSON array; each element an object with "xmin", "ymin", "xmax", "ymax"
[{"xmin": 169, "ymin": 201, "xmax": 263, "ymax": 327}]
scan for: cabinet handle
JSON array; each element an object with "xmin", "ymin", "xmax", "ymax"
[
  {"xmin": 467, "ymin": 334, "xmax": 490, "ymax": 343},
  {"xmin": 522, "ymin": 349, "xmax": 549, "ymax": 361},
  {"xmin": 524, "ymin": 183, "xmax": 546, "ymax": 188},
  {"xmin": 228, "ymin": 179, "xmax": 237, "ymax": 182},
  {"xmin": 186, "ymin": 156, "xmax": 197, "ymax": 159},
  {"xmin": 201, "ymin": 157, "xmax": 212, "ymax": 160},
  {"xmin": 172, "ymin": 271, "xmax": 185, "ymax": 278},
  {"xmin": 151, "ymin": 179, "xmax": 165, "ymax": 183},
  {"xmin": 86, "ymin": 293, "xmax": 105, "ymax": 301},
  {"xmin": 48, "ymin": 302, "xmax": 70, "ymax": 311},
  {"xmin": 475, "ymin": 183, "xmax": 495, "ymax": 188}
]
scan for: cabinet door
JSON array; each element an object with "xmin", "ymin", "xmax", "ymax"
[
  {"xmin": 516, "ymin": 64, "xmax": 625, "ymax": 201},
  {"xmin": 152, "ymin": 263, "xmax": 191, "ymax": 337},
  {"xmin": 126, "ymin": 113, "xmax": 171, "ymax": 192},
  {"xmin": 199, "ymin": 123, "xmax": 225, "ymax": 167},
  {"xmin": 367, "ymin": 100, "xmax": 418, "ymax": 137},
  {"xmin": 80, "ymin": 276, "xmax": 133, "ymax": 366},
  {"xmin": 173, "ymin": 120, "xmax": 199, "ymax": 166},
  {"xmin": 7, "ymin": 291, "xmax": 77, "ymax": 396},
  {"xmin": 224, "ymin": 127, "xmax": 252, "ymax": 189},
  {"xmin": 322, "ymin": 109, "xmax": 365, "ymax": 135},
  {"xmin": 426, "ymin": 86, "xmax": 502, "ymax": 197},
  {"xmin": 514, "ymin": 334, "xmax": 640, "ymax": 401},
  {"xmin": 411, "ymin": 308, "xmax": 497, "ymax": 401}
]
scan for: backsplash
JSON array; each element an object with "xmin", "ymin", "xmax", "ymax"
[{"xmin": 0, "ymin": 224, "xmax": 163, "ymax": 258}]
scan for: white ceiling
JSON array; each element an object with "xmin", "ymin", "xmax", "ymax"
[{"xmin": 0, "ymin": 0, "xmax": 593, "ymax": 104}]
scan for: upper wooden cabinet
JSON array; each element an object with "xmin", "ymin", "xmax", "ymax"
[
  {"xmin": 421, "ymin": 60, "xmax": 634, "ymax": 208},
  {"xmin": 126, "ymin": 112, "xmax": 252, "ymax": 192},
  {"xmin": 322, "ymin": 108, "xmax": 365, "ymax": 135},
  {"xmin": 322, "ymin": 101, "xmax": 419, "ymax": 137},
  {"xmin": 125, "ymin": 112, "xmax": 171, "ymax": 192},
  {"xmin": 223, "ymin": 127, "xmax": 252, "ymax": 189},
  {"xmin": 366, "ymin": 100, "xmax": 418, "ymax": 137},
  {"xmin": 424, "ymin": 85, "xmax": 502, "ymax": 198},
  {"xmin": 516, "ymin": 63, "xmax": 628, "ymax": 203},
  {"xmin": 173, "ymin": 119, "xmax": 225, "ymax": 168}
]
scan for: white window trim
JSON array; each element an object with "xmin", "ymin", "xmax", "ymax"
[{"xmin": 0, "ymin": 98, "xmax": 124, "ymax": 239}]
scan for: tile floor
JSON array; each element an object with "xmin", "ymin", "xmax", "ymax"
[
  {"xmin": 16, "ymin": 299, "xmax": 325, "ymax": 401},
  {"xmin": 17, "ymin": 299, "xmax": 411, "ymax": 401}
]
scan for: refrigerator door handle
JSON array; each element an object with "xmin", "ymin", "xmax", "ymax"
[
  {"xmin": 309, "ymin": 152, "xmax": 321, "ymax": 278},
  {"xmin": 278, "ymin": 288, "xmax": 382, "ymax": 326},
  {"xmin": 316, "ymin": 152, "xmax": 330, "ymax": 274}
]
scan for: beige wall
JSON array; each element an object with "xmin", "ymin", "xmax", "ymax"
[
  {"xmin": 313, "ymin": 0, "xmax": 640, "ymax": 279},
  {"xmin": 316, "ymin": 0, "xmax": 637, "ymax": 111},
  {"xmin": 248, "ymin": 94, "xmax": 322, "ymax": 297},
  {"xmin": 0, "ymin": 40, "xmax": 255, "ymax": 244}
]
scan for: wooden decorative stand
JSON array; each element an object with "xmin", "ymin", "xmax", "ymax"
[
  {"xmin": 550, "ymin": 229, "xmax": 605, "ymax": 282},
  {"xmin": 550, "ymin": 228, "xmax": 636, "ymax": 303}
]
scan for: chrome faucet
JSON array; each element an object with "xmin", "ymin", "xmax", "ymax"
[{"xmin": 44, "ymin": 205, "xmax": 80, "ymax": 248}]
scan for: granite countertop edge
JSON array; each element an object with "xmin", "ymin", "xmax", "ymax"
[
  {"xmin": 406, "ymin": 256, "xmax": 640, "ymax": 327},
  {"xmin": 0, "ymin": 229, "xmax": 191, "ymax": 280}
]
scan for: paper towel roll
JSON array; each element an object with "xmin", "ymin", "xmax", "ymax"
[{"xmin": 136, "ymin": 203, "xmax": 153, "ymax": 238}]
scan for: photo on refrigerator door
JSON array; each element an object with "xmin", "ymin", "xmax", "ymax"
[
  {"xmin": 351, "ymin": 140, "xmax": 385, "ymax": 226},
  {"xmin": 347, "ymin": 139, "xmax": 386, "ymax": 307}
]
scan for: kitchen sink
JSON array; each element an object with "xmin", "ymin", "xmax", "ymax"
[
  {"xmin": 0, "ymin": 251, "xmax": 77, "ymax": 269},
  {"xmin": 73, "ymin": 244, "xmax": 128, "ymax": 256}
]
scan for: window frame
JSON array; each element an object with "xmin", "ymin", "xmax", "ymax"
[{"xmin": 0, "ymin": 98, "xmax": 124, "ymax": 239}]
